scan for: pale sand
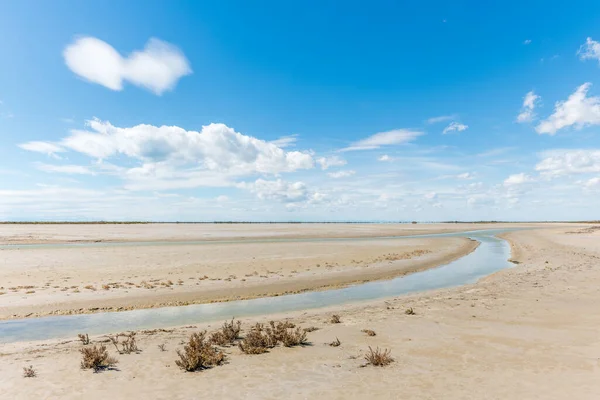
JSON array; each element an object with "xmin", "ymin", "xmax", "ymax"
[
  {"xmin": 0, "ymin": 224, "xmax": 482, "ymax": 320},
  {"xmin": 2, "ymin": 224, "xmax": 600, "ymax": 399}
]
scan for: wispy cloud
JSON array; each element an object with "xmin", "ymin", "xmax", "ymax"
[
  {"xmin": 340, "ymin": 129, "xmax": 423, "ymax": 151},
  {"xmin": 442, "ymin": 122, "xmax": 468, "ymax": 134},
  {"xmin": 516, "ymin": 90, "xmax": 540, "ymax": 123},
  {"xmin": 426, "ymin": 114, "xmax": 457, "ymax": 124}
]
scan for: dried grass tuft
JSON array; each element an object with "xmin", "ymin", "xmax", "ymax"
[
  {"xmin": 23, "ymin": 365, "xmax": 36, "ymax": 378},
  {"xmin": 329, "ymin": 337, "xmax": 341, "ymax": 347},
  {"xmin": 405, "ymin": 307, "xmax": 416, "ymax": 315},
  {"xmin": 362, "ymin": 329, "xmax": 376, "ymax": 336},
  {"xmin": 330, "ymin": 314, "xmax": 341, "ymax": 324},
  {"xmin": 106, "ymin": 332, "xmax": 140, "ymax": 354},
  {"xmin": 78, "ymin": 333, "xmax": 90, "ymax": 345},
  {"xmin": 364, "ymin": 346, "xmax": 394, "ymax": 367}
]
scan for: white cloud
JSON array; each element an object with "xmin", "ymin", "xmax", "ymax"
[
  {"xmin": 316, "ymin": 155, "xmax": 346, "ymax": 170},
  {"xmin": 536, "ymin": 83, "xmax": 600, "ymax": 135},
  {"xmin": 270, "ymin": 135, "xmax": 298, "ymax": 148},
  {"xmin": 535, "ymin": 149, "xmax": 600, "ymax": 177},
  {"xmin": 328, "ymin": 170, "xmax": 355, "ymax": 179},
  {"xmin": 378, "ymin": 154, "xmax": 393, "ymax": 162},
  {"xmin": 19, "ymin": 119, "xmax": 315, "ymax": 191},
  {"xmin": 426, "ymin": 114, "xmax": 456, "ymax": 124},
  {"xmin": 524, "ymin": 39, "xmax": 532, "ymax": 45},
  {"xmin": 341, "ymin": 129, "xmax": 423, "ymax": 151},
  {"xmin": 503, "ymin": 173, "xmax": 534, "ymax": 186},
  {"xmin": 456, "ymin": 172, "xmax": 474, "ymax": 179},
  {"xmin": 578, "ymin": 37, "xmax": 600, "ymax": 63},
  {"xmin": 442, "ymin": 122, "xmax": 468, "ymax": 134},
  {"xmin": 63, "ymin": 37, "xmax": 192, "ymax": 95},
  {"xmin": 516, "ymin": 91, "xmax": 540, "ymax": 123},
  {"xmin": 424, "ymin": 192, "xmax": 438, "ymax": 200},
  {"xmin": 18, "ymin": 141, "xmax": 65, "ymax": 156},
  {"xmin": 216, "ymin": 195, "xmax": 229, "ymax": 202},
  {"xmin": 35, "ymin": 163, "xmax": 96, "ymax": 175},
  {"xmin": 248, "ymin": 179, "xmax": 309, "ymax": 203}
]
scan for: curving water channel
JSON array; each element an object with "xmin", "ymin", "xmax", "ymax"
[{"xmin": 0, "ymin": 229, "xmax": 513, "ymax": 343}]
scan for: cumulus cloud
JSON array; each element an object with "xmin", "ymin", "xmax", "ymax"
[
  {"xmin": 63, "ymin": 37, "xmax": 192, "ymax": 95},
  {"xmin": 316, "ymin": 156, "xmax": 346, "ymax": 170},
  {"xmin": 378, "ymin": 154, "xmax": 393, "ymax": 162},
  {"xmin": 247, "ymin": 179, "xmax": 310, "ymax": 203},
  {"xmin": 516, "ymin": 91, "xmax": 540, "ymax": 123},
  {"xmin": 536, "ymin": 83, "xmax": 600, "ymax": 135},
  {"xmin": 341, "ymin": 129, "xmax": 423, "ymax": 151},
  {"xmin": 583, "ymin": 177, "xmax": 600, "ymax": 189},
  {"xmin": 442, "ymin": 122, "xmax": 468, "ymax": 134},
  {"xmin": 535, "ymin": 149, "xmax": 600, "ymax": 177},
  {"xmin": 327, "ymin": 170, "xmax": 355, "ymax": 179},
  {"xmin": 503, "ymin": 173, "xmax": 534, "ymax": 186},
  {"xmin": 578, "ymin": 37, "xmax": 600, "ymax": 63},
  {"xmin": 19, "ymin": 119, "xmax": 315, "ymax": 191}
]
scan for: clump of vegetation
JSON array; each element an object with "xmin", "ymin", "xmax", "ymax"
[
  {"xmin": 78, "ymin": 333, "xmax": 90, "ymax": 345},
  {"xmin": 238, "ymin": 323, "xmax": 275, "ymax": 354},
  {"xmin": 239, "ymin": 320, "xmax": 309, "ymax": 354},
  {"xmin": 22, "ymin": 365, "xmax": 36, "ymax": 378},
  {"xmin": 158, "ymin": 343, "xmax": 166, "ymax": 352},
  {"xmin": 364, "ymin": 346, "xmax": 394, "ymax": 367},
  {"xmin": 106, "ymin": 332, "xmax": 140, "ymax": 354},
  {"xmin": 329, "ymin": 337, "xmax": 341, "ymax": 347},
  {"xmin": 330, "ymin": 314, "xmax": 341, "ymax": 324},
  {"xmin": 209, "ymin": 318, "xmax": 242, "ymax": 346},
  {"xmin": 84, "ymin": 285, "xmax": 96, "ymax": 291},
  {"xmin": 303, "ymin": 326, "xmax": 319, "ymax": 333},
  {"xmin": 362, "ymin": 329, "xmax": 376, "ymax": 337},
  {"xmin": 405, "ymin": 307, "xmax": 416, "ymax": 315},
  {"xmin": 175, "ymin": 331, "xmax": 225, "ymax": 372},
  {"xmin": 80, "ymin": 344, "xmax": 118, "ymax": 371}
]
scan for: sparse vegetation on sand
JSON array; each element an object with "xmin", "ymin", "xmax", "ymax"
[
  {"xmin": 209, "ymin": 318, "xmax": 242, "ymax": 346},
  {"xmin": 362, "ymin": 329, "xmax": 376, "ymax": 336},
  {"xmin": 175, "ymin": 331, "xmax": 225, "ymax": 372},
  {"xmin": 80, "ymin": 344, "xmax": 118, "ymax": 371},
  {"xmin": 239, "ymin": 320, "xmax": 309, "ymax": 354},
  {"xmin": 22, "ymin": 365, "xmax": 36, "ymax": 378},
  {"xmin": 330, "ymin": 314, "xmax": 341, "ymax": 324},
  {"xmin": 77, "ymin": 333, "xmax": 90, "ymax": 345},
  {"xmin": 157, "ymin": 343, "xmax": 166, "ymax": 352},
  {"xmin": 405, "ymin": 307, "xmax": 416, "ymax": 315},
  {"xmin": 106, "ymin": 332, "xmax": 140, "ymax": 354},
  {"xmin": 364, "ymin": 346, "xmax": 394, "ymax": 367},
  {"xmin": 329, "ymin": 337, "xmax": 341, "ymax": 347}
]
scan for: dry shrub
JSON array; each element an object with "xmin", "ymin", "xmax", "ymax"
[
  {"xmin": 303, "ymin": 326, "xmax": 319, "ymax": 333},
  {"xmin": 158, "ymin": 343, "xmax": 166, "ymax": 352},
  {"xmin": 175, "ymin": 331, "xmax": 225, "ymax": 372},
  {"xmin": 329, "ymin": 337, "xmax": 341, "ymax": 347},
  {"xmin": 364, "ymin": 346, "xmax": 394, "ymax": 367},
  {"xmin": 405, "ymin": 307, "xmax": 416, "ymax": 315},
  {"xmin": 238, "ymin": 323, "xmax": 275, "ymax": 354},
  {"xmin": 78, "ymin": 333, "xmax": 90, "ymax": 345},
  {"xmin": 80, "ymin": 344, "xmax": 118, "ymax": 371},
  {"xmin": 238, "ymin": 321, "xmax": 308, "ymax": 353},
  {"xmin": 106, "ymin": 332, "xmax": 140, "ymax": 354},
  {"xmin": 362, "ymin": 329, "xmax": 376, "ymax": 337},
  {"xmin": 330, "ymin": 314, "xmax": 341, "ymax": 324},
  {"xmin": 209, "ymin": 318, "xmax": 242, "ymax": 346},
  {"xmin": 23, "ymin": 365, "xmax": 36, "ymax": 378}
]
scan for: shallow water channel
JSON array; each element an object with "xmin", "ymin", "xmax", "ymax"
[{"xmin": 0, "ymin": 229, "xmax": 512, "ymax": 343}]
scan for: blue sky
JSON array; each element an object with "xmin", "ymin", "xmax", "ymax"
[{"xmin": 1, "ymin": 0, "xmax": 600, "ymax": 221}]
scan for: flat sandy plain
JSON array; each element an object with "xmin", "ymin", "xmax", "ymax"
[{"xmin": 1, "ymin": 223, "xmax": 600, "ymax": 399}]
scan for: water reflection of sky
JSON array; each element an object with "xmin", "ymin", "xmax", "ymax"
[{"xmin": 0, "ymin": 229, "xmax": 513, "ymax": 343}]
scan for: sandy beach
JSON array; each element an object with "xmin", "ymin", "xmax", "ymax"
[
  {"xmin": 0, "ymin": 224, "xmax": 483, "ymax": 320},
  {"xmin": 1, "ymin": 223, "xmax": 599, "ymax": 399}
]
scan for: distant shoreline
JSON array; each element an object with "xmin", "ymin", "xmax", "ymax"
[{"xmin": 1, "ymin": 220, "xmax": 598, "ymax": 224}]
